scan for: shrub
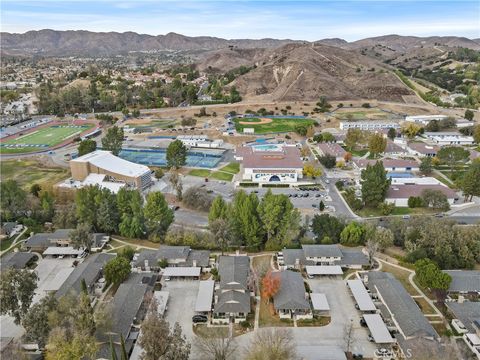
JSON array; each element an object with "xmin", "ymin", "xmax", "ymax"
[
  {"xmin": 408, "ymin": 196, "xmax": 424, "ymax": 208},
  {"xmin": 182, "ymin": 186, "xmax": 213, "ymax": 211}
]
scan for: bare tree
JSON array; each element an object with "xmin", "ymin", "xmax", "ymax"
[
  {"xmin": 169, "ymin": 170, "xmax": 183, "ymax": 201},
  {"xmin": 244, "ymin": 328, "xmax": 297, "ymax": 360},
  {"xmin": 344, "ymin": 318, "xmax": 356, "ymax": 355},
  {"xmin": 194, "ymin": 328, "xmax": 237, "ymax": 360},
  {"xmin": 366, "ymin": 238, "xmax": 380, "ymax": 266}
]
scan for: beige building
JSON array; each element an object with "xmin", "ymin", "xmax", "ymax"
[{"xmin": 70, "ymin": 150, "xmax": 152, "ymax": 190}]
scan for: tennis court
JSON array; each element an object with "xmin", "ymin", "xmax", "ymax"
[{"xmin": 119, "ymin": 148, "xmax": 224, "ymax": 168}]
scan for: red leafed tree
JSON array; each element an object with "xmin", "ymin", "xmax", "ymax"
[{"xmin": 261, "ymin": 271, "xmax": 280, "ymax": 303}]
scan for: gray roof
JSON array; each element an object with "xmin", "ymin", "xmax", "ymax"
[
  {"xmin": 214, "ymin": 290, "xmax": 251, "ymax": 314},
  {"xmin": 157, "ymin": 245, "xmax": 190, "ymax": 260},
  {"xmin": 186, "ymin": 250, "xmax": 210, "ymax": 267},
  {"xmin": 55, "ymin": 253, "xmax": 115, "ymax": 298},
  {"xmin": 446, "ymin": 302, "xmax": 480, "ymax": 333},
  {"xmin": 443, "ymin": 270, "xmax": 480, "ymax": 293},
  {"xmin": 134, "ymin": 247, "xmax": 210, "ymax": 268},
  {"xmin": 0, "ymin": 252, "xmax": 37, "ymax": 272},
  {"xmin": 1, "ymin": 222, "xmax": 17, "ymax": 234},
  {"xmin": 25, "ymin": 229, "xmax": 73, "ymax": 248},
  {"xmin": 282, "ymin": 249, "xmax": 309, "ymax": 267},
  {"xmin": 366, "ymin": 272, "xmax": 437, "ymax": 339},
  {"xmin": 337, "ymin": 248, "xmax": 369, "ymax": 266},
  {"xmin": 302, "ymin": 244, "xmax": 342, "ymax": 258},
  {"xmin": 273, "ymin": 271, "xmax": 310, "ymax": 311},
  {"xmin": 218, "ymin": 256, "xmax": 250, "ymax": 291},
  {"xmin": 347, "ymin": 280, "xmax": 376, "ymax": 312},
  {"xmin": 91, "ymin": 233, "xmax": 108, "ymax": 248}
]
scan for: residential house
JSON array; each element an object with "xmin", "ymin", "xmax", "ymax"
[
  {"xmin": 0, "ymin": 252, "xmax": 37, "ymax": 272},
  {"xmin": 443, "ymin": 270, "xmax": 480, "ymax": 294},
  {"xmin": 213, "ymin": 256, "xmax": 251, "ymax": 324},
  {"xmin": 406, "ymin": 142, "xmax": 439, "ymax": 157},
  {"xmin": 353, "ymin": 158, "xmax": 419, "ymax": 172},
  {"xmin": 24, "ymin": 229, "xmax": 108, "ymax": 253},
  {"xmin": 133, "ymin": 246, "xmax": 210, "ymax": 272},
  {"xmin": 273, "ymin": 270, "xmax": 312, "ymax": 320}
]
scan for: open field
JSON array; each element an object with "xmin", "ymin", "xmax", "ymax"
[
  {"xmin": 234, "ymin": 117, "xmax": 315, "ymax": 134},
  {"xmin": 332, "ymin": 108, "xmax": 395, "ymax": 120},
  {"xmin": 1, "ymin": 159, "xmax": 70, "ymax": 189},
  {"xmin": 219, "ymin": 162, "xmax": 240, "ymax": 174},
  {"xmin": 210, "ymin": 171, "xmax": 234, "ymax": 181},
  {"xmin": 1, "ymin": 124, "xmax": 94, "ymax": 153}
]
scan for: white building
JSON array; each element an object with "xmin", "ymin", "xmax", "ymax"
[
  {"xmin": 339, "ymin": 121, "xmax": 401, "ymax": 131},
  {"xmin": 404, "ymin": 115, "xmax": 449, "ymax": 125},
  {"xmin": 235, "ymin": 144, "xmax": 303, "ymax": 183},
  {"xmin": 390, "ymin": 176, "xmax": 441, "ymax": 185},
  {"xmin": 176, "ymin": 135, "xmax": 223, "ymax": 148},
  {"xmin": 424, "ymin": 132, "xmax": 475, "ymax": 146}
]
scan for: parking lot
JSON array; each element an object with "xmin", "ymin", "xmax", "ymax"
[{"xmin": 162, "ymin": 279, "xmax": 200, "ymax": 342}]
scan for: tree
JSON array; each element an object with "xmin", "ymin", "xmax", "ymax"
[
  {"xmin": 474, "ymin": 125, "xmax": 480, "ymax": 144},
  {"xmin": 101, "ymin": 125, "xmax": 124, "ymax": 156},
  {"xmin": 139, "ymin": 303, "xmax": 191, "ymax": 360},
  {"xmin": 194, "ymin": 328, "xmax": 237, "ymax": 360},
  {"xmin": 343, "ymin": 152, "xmax": 352, "ymax": 163},
  {"xmin": 244, "ymin": 328, "xmax": 296, "ymax": 360},
  {"xmin": 458, "ymin": 162, "xmax": 480, "ymax": 201},
  {"xmin": 318, "ymin": 154, "xmax": 336, "ymax": 169},
  {"xmin": 1, "ymin": 180, "xmax": 27, "ymax": 221},
  {"xmin": 340, "ymin": 222, "xmax": 366, "ymax": 246},
  {"xmin": 166, "ymin": 139, "xmax": 187, "ymax": 169},
  {"xmin": 345, "ymin": 128, "xmax": 367, "ymax": 151},
  {"xmin": 118, "ymin": 246, "xmax": 135, "ymax": 261},
  {"xmin": 154, "ymin": 168, "xmax": 164, "ymax": 179},
  {"xmin": 210, "ymin": 218, "xmax": 233, "ymax": 255},
  {"xmin": 231, "ymin": 191, "xmax": 263, "ymax": 250},
  {"xmin": 0, "ymin": 268, "xmax": 38, "ymax": 324},
  {"xmin": 30, "ymin": 183, "xmax": 42, "ymax": 197},
  {"xmin": 378, "ymin": 201, "xmax": 395, "ymax": 215},
  {"xmin": 366, "ymin": 225, "xmax": 393, "ymax": 264},
  {"xmin": 343, "ymin": 319, "xmax": 356, "ymax": 354},
  {"xmin": 387, "ymin": 127, "xmax": 396, "ymax": 140},
  {"xmin": 401, "ymin": 123, "xmax": 422, "ymax": 139},
  {"xmin": 208, "ymin": 195, "xmax": 229, "ymax": 224},
  {"xmin": 144, "ymin": 192, "xmax": 174, "ymax": 241},
  {"xmin": 415, "ymin": 258, "xmax": 452, "ymax": 291},
  {"xmin": 45, "ymin": 328, "xmax": 98, "ymax": 360},
  {"xmin": 22, "ymin": 294, "xmax": 58, "ymax": 348},
  {"xmin": 168, "ymin": 170, "xmax": 183, "ymax": 200},
  {"xmin": 316, "ymin": 96, "xmax": 332, "ymax": 113},
  {"xmin": 421, "ymin": 189, "xmax": 450, "ymax": 211},
  {"xmin": 302, "ymin": 163, "xmax": 322, "ymax": 177},
  {"xmin": 104, "ymin": 257, "xmax": 131, "ymax": 286},
  {"xmin": 319, "ymin": 200, "xmax": 325, "ymax": 211},
  {"xmin": 419, "ymin": 156, "xmax": 433, "ymax": 175},
  {"xmin": 464, "ymin": 109, "xmax": 474, "ymax": 121},
  {"xmin": 311, "ymin": 214, "xmax": 345, "ymax": 243},
  {"xmin": 361, "ymin": 161, "xmax": 390, "ymax": 208},
  {"xmin": 408, "ymin": 196, "xmax": 424, "ymax": 208},
  {"xmin": 69, "ymin": 223, "xmax": 92, "ymax": 251},
  {"xmin": 261, "ymin": 271, "xmax": 280, "ymax": 303},
  {"xmin": 77, "ymin": 139, "xmax": 97, "ymax": 156},
  {"xmin": 182, "ymin": 186, "xmax": 213, "ymax": 211},
  {"xmin": 368, "ymin": 133, "xmax": 387, "ymax": 158},
  {"xmin": 437, "ymin": 146, "xmax": 470, "ymax": 175},
  {"xmin": 118, "ymin": 189, "xmax": 145, "ymax": 238}
]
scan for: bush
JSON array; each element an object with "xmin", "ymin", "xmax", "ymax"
[
  {"xmin": 408, "ymin": 196, "xmax": 424, "ymax": 208},
  {"xmin": 239, "ymin": 320, "xmax": 251, "ymax": 329},
  {"xmin": 182, "ymin": 186, "xmax": 214, "ymax": 211},
  {"xmin": 262, "ymin": 183, "xmax": 290, "ymax": 188},
  {"xmin": 239, "ymin": 182, "xmax": 258, "ymax": 187},
  {"xmin": 154, "ymin": 168, "xmax": 165, "ymax": 179},
  {"xmin": 318, "ymin": 154, "xmax": 336, "ymax": 169},
  {"xmin": 361, "ymin": 103, "xmax": 371, "ymax": 108}
]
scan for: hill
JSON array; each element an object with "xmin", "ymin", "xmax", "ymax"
[{"xmin": 230, "ymin": 43, "xmax": 414, "ymax": 102}]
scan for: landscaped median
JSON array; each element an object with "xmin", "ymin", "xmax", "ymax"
[{"xmin": 187, "ymin": 162, "xmax": 240, "ymax": 182}]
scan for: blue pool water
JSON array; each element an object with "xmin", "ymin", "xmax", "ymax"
[
  {"xmin": 387, "ymin": 172, "xmax": 414, "ymax": 178},
  {"xmin": 119, "ymin": 148, "xmax": 223, "ymax": 168},
  {"xmin": 250, "ymin": 144, "xmax": 283, "ymax": 151}
]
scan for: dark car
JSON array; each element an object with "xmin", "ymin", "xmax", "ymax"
[{"xmin": 192, "ymin": 315, "xmax": 208, "ymax": 323}]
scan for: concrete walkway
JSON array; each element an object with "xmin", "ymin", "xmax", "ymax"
[
  {"xmin": 0, "ymin": 227, "xmax": 29, "ymax": 256},
  {"xmin": 109, "ymin": 236, "xmax": 158, "ymax": 250}
]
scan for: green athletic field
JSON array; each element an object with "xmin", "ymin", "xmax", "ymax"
[
  {"xmin": 1, "ymin": 124, "xmax": 93, "ymax": 154},
  {"xmin": 233, "ymin": 117, "xmax": 315, "ymax": 134}
]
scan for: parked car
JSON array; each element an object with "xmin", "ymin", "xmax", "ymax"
[{"xmin": 192, "ymin": 315, "xmax": 208, "ymax": 323}]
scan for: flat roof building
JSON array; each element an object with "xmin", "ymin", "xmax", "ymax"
[
  {"xmin": 317, "ymin": 143, "xmax": 347, "ymax": 162},
  {"xmin": 443, "ymin": 270, "xmax": 480, "ymax": 293},
  {"xmin": 405, "ymin": 115, "xmax": 448, "ymax": 125},
  {"xmin": 424, "ymin": 132, "xmax": 475, "ymax": 146},
  {"xmin": 195, "ymin": 280, "xmax": 215, "ymax": 313},
  {"xmin": 70, "ymin": 150, "xmax": 152, "ymax": 190},
  {"xmin": 347, "ymin": 279, "xmax": 376, "ymax": 312},
  {"xmin": 339, "ymin": 121, "xmax": 401, "ymax": 131},
  {"xmin": 363, "ymin": 314, "xmax": 396, "ymax": 344}
]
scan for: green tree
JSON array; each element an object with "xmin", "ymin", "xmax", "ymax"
[
  {"xmin": 387, "ymin": 127, "xmax": 396, "ymax": 140},
  {"xmin": 208, "ymin": 195, "xmax": 229, "ymax": 224},
  {"xmin": 231, "ymin": 191, "xmax": 263, "ymax": 249},
  {"xmin": 378, "ymin": 201, "xmax": 394, "ymax": 215},
  {"xmin": 361, "ymin": 161, "xmax": 391, "ymax": 208},
  {"xmin": 474, "ymin": 125, "xmax": 480, "ymax": 144},
  {"xmin": 101, "ymin": 125, "xmax": 124, "ymax": 156},
  {"xmin": 22, "ymin": 294, "xmax": 57, "ymax": 348},
  {"xmin": 319, "ymin": 201, "xmax": 325, "ymax": 212},
  {"xmin": 316, "ymin": 96, "xmax": 332, "ymax": 113},
  {"xmin": 436, "ymin": 146, "xmax": 470, "ymax": 176},
  {"xmin": 415, "ymin": 258, "xmax": 452, "ymax": 291},
  {"xmin": 458, "ymin": 162, "xmax": 480, "ymax": 201},
  {"xmin": 0, "ymin": 268, "xmax": 38, "ymax": 324},
  {"xmin": 368, "ymin": 133, "xmax": 387, "ymax": 158},
  {"xmin": 69, "ymin": 223, "xmax": 92, "ymax": 251},
  {"xmin": 166, "ymin": 139, "xmax": 187, "ymax": 169},
  {"xmin": 210, "ymin": 218, "xmax": 233, "ymax": 255},
  {"xmin": 104, "ymin": 257, "xmax": 131, "ymax": 286},
  {"xmin": 345, "ymin": 128, "xmax": 367, "ymax": 151},
  {"xmin": 311, "ymin": 214, "xmax": 345, "ymax": 243},
  {"xmin": 401, "ymin": 123, "xmax": 422, "ymax": 139},
  {"xmin": 408, "ymin": 196, "xmax": 424, "ymax": 208},
  {"xmin": 318, "ymin": 154, "xmax": 336, "ymax": 169},
  {"xmin": 340, "ymin": 222, "xmax": 366, "ymax": 246},
  {"xmin": 1, "ymin": 180, "xmax": 27, "ymax": 221},
  {"xmin": 45, "ymin": 328, "xmax": 98, "ymax": 360},
  {"xmin": 144, "ymin": 192, "xmax": 174, "ymax": 242},
  {"xmin": 118, "ymin": 189, "xmax": 145, "ymax": 238},
  {"xmin": 30, "ymin": 183, "xmax": 42, "ymax": 197},
  {"xmin": 421, "ymin": 189, "xmax": 450, "ymax": 211},
  {"xmin": 154, "ymin": 168, "xmax": 164, "ymax": 179},
  {"xmin": 419, "ymin": 157, "xmax": 433, "ymax": 175},
  {"xmin": 96, "ymin": 191, "xmax": 120, "ymax": 233},
  {"xmin": 77, "ymin": 139, "xmax": 97, "ymax": 156},
  {"xmin": 464, "ymin": 109, "xmax": 474, "ymax": 121}
]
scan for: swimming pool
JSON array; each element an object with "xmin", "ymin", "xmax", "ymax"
[
  {"xmin": 250, "ymin": 144, "xmax": 283, "ymax": 151},
  {"xmin": 387, "ymin": 172, "xmax": 414, "ymax": 178},
  {"xmin": 119, "ymin": 148, "xmax": 224, "ymax": 168}
]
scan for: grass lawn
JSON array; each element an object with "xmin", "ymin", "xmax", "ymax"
[
  {"xmin": 341, "ymin": 146, "xmax": 368, "ymax": 157},
  {"xmin": 414, "ymin": 297, "xmax": 436, "ymax": 315},
  {"xmin": 219, "ymin": 162, "xmax": 240, "ymax": 174},
  {"xmin": 188, "ymin": 169, "xmax": 211, "ymax": 177},
  {"xmin": 431, "ymin": 322, "xmax": 449, "ymax": 336},
  {"xmin": 380, "ymin": 262, "xmax": 419, "ymax": 296},
  {"xmin": 259, "ymin": 301, "xmax": 293, "ymax": 327},
  {"xmin": 110, "ymin": 236, "xmax": 159, "ymax": 249},
  {"xmin": 0, "ymin": 237, "xmax": 15, "ymax": 252},
  {"xmin": 1, "ymin": 159, "xmax": 70, "ymax": 190},
  {"xmin": 1, "ymin": 124, "xmax": 93, "ymax": 153},
  {"xmin": 297, "ymin": 316, "xmax": 331, "ymax": 327},
  {"xmin": 234, "ymin": 117, "xmax": 315, "ymax": 134},
  {"xmin": 193, "ymin": 324, "xmax": 229, "ymax": 338},
  {"xmin": 210, "ymin": 171, "xmax": 234, "ymax": 181}
]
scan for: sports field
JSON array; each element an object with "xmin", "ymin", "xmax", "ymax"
[
  {"xmin": 233, "ymin": 117, "xmax": 315, "ymax": 134},
  {"xmin": 1, "ymin": 124, "xmax": 93, "ymax": 154}
]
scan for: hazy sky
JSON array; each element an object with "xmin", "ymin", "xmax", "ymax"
[{"xmin": 1, "ymin": 1, "xmax": 479, "ymax": 41}]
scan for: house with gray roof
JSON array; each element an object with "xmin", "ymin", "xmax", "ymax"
[
  {"xmin": 446, "ymin": 302, "xmax": 480, "ymax": 333},
  {"xmin": 213, "ymin": 255, "xmax": 251, "ymax": 324},
  {"xmin": 133, "ymin": 246, "xmax": 210, "ymax": 272},
  {"xmin": 280, "ymin": 245, "xmax": 368, "ymax": 270},
  {"xmin": 443, "ymin": 270, "xmax": 480, "ymax": 294},
  {"xmin": 24, "ymin": 229, "xmax": 108, "ymax": 252},
  {"xmin": 273, "ymin": 270, "xmax": 312, "ymax": 320},
  {"xmin": 1, "ymin": 222, "xmax": 19, "ymax": 237},
  {"xmin": 0, "ymin": 252, "xmax": 37, "ymax": 272},
  {"xmin": 96, "ymin": 272, "xmax": 156, "ymax": 359},
  {"xmin": 55, "ymin": 253, "xmax": 115, "ymax": 298},
  {"xmin": 365, "ymin": 272, "xmax": 438, "ymax": 340}
]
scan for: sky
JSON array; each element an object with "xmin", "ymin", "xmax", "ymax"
[{"xmin": 1, "ymin": 0, "xmax": 479, "ymax": 41}]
